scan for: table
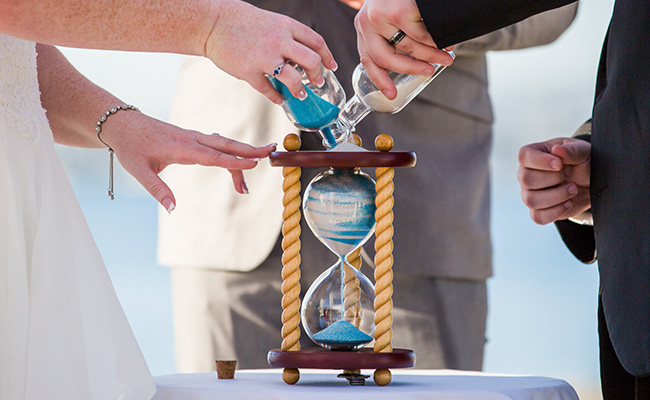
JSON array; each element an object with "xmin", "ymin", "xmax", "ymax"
[{"xmin": 153, "ymin": 369, "xmax": 579, "ymax": 400}]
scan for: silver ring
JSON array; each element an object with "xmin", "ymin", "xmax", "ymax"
[
  {"xmin": 388, "ymin": 30, "xmax": 406, "ymax": 46},
  {"xmin": 271, "ymin": 61, "xmax": 287, "ymax": 77}
]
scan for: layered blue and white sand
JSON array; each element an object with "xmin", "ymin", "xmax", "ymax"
[{"xmin": 303, "ymin": 169, "xmax": 377, "ymax": 257}]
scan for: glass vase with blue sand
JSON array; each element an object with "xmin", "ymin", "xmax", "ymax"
[
  {"xmin": 268, "ymin": 62, "xmax": 347, "ymax": 148},
  {"xmin": 301, "ymin": 167, "xmax": 377, "ymax": 350}
]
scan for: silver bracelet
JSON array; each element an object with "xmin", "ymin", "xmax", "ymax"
[{"xmin": 95, "ymin": 104, "xmax": 140, "ymax": 200}]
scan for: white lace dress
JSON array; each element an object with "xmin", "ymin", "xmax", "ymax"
[{"xmin": 0, "ymin": 35, "xmax": 155, "ymax": 399}]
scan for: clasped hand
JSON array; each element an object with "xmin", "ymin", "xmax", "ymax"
[{"xmin": 517, "ymin": 137, "xmax": 592, "ymax": 225}]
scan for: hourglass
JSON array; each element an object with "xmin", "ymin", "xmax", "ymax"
[{"xmin": 267, "ymin": 133, "xmax": 416, "ymax": 386}]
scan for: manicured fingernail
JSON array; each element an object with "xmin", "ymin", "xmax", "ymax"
[
  {"xmin": 162, "ymin": 198, "xmax": 175, "ymax": 214},
  {"xmin": 274, "ymin": 98, "xmax": 284, "ymax": 105},
  {"xmin": 331, "ymin": 61, "xmax": 338, "ymax": 71},
  {"xmin": 266, "ymin": 142, "xmax": 278, "ymax": 148},
  {"xmin": 298, "ymin": 89, "xmax": 307, "ymax": 100},
  {"xmin": 246, "ymin": 157, "xmax": 261, "ymax": 162},
  {"xmin": 568, "ymin": 184, "xmax": 578, "ymax": 195},
  {"xmin": 315, "ymin": 75, "xmax": 325, "ymax": 87},
  {"xmin": 242, "ymin": 182, "xmax": 249, "ymax": 194},
  {"xmin": 550, "ymin": 160, "xmax": 560, "ymax": 170}
]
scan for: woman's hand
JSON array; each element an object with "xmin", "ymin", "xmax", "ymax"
[
  {"xmin": 354, "ymin": 0, "xmax": 454, "ymax": 99},
  {"xmin": 205, "ymin": 0, "xmax": 337, "ymax": 105},
  {"xmin": 101, "ymin": 113, "xmax": 276, "ymax": 212}
]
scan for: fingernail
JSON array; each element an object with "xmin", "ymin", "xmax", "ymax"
[
  {"xmin": 550, "ymin": 160, "xmax": 560, "ymax": 170},
  {"xmin": 246, "ymin": 157, "xmax": 261, "ymax": 162},
  {"xmin": 568, "ymin": 184, "xmax": 578, "ymax": 195},
  {"xmin": 241, "ymin": 182, "xmax": 249, "ymax": 194},
  {"xmin": 331, "ymin": 61, "xmax": 338, "ymax": 71},
  {"xmin": 266, "ymin": 142, "xmax": 278, "ymax": 149},
  {"xmin": 564, "ymin": 200, "xmax": 572, "ymax": 209},
  {"xmin": 298, "ymin": 90, "xmax": 307, "ymax": 100},
  {"xmin": 315, "ymin": 75, "xmax": 325, "ymax": 87},
  {"xmin": 274, "ymin": 98, "xmax": 284, "ymax": 105},
  {"xmin": 162, "ymin": 198, "xmax": 175, "ymax": 214},
  {"xmin": 381, "ymin": 89, "xmax": 392, "ymax": 99}
]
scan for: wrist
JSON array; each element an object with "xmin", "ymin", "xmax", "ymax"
[
  {"xmin": 201, "ymin": 0, "xmax": 237, "ymax": 58},
  {"xmin": 568, "ymin": 210, "xmax": 593, "ymax": 226},
  {"xmin": 96, "ymin": 104, "xmax": 140, "ymax": 150}
]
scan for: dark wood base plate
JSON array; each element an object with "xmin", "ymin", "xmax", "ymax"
[{"xmin": 267, "ymin": 347, "xmax": 415, "ymax": 370}]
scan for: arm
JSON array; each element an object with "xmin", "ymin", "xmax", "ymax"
[
  {"xmin": 1, "ymin": 0, "xmax": 336, "ymax": 103},
  {"xmin": 415, "ymin": 0, "xmax": 578, "ymax": 49},
  {"xmin": 453, "ymin": 3, "xmax": 578, "ymax": 55},
  {"xmin": 36, "ymin": 44, "xmax": 274, "ymax": 207},
  {"xmin": 517, "ymin": 122, "xmax": 596, "ymax": 263}
]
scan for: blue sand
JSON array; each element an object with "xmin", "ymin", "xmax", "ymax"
[
  {"xmin": 269, "ymin": 77, "xmax": 339, "ymax": 146},
  {"xmin": 320, "ymin": 126, "xmax": 337, "ymax": 148},
  {"xmin": 312, "ymin": 320, "xmax": 373, "ymax": 347}
]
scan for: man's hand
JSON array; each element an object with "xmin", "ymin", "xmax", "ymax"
[
  {"xmin": 354, "ymin": 0, "xmax": 453, "ymax": 99},
  {"xmin": 517, "ymin": 137, "xmax": 591, "ymax": 225}
]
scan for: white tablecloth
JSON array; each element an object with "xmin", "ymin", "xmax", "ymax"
[{"xmin": 153, "ymin": 369, "xmax": 579, "ymax": 400}]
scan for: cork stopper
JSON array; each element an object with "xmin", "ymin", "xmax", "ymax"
[
  {"xmin": 375, "ymin": 134, "xmax": 394, "ymax": 152},
  {"xmin": 284, "ymin": 133, "xmax": 301, "ymax": 152},
  {"xmin": 216, "ymin": 360, "xmax": 237, "ymax": 379}
]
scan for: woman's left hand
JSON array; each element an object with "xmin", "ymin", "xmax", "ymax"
[{"xmin": 102, "ymin": 113, "xmax": 276, "ymax": 212}]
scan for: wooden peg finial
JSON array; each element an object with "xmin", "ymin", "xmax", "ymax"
[
  {"xmin": 351, "ymin": 133, "xmax": 363, "ymax": 147},
  {"xmin": 374, "ymin": 369, "xmax": 392, "ymax": 386},
  {"xmin": 284, "ymin": 133, "xmax": 301, "ymax": 151},
  {"xmin": 375, "ymin": 134, "xmax": 394, "ymax": 152},
  {"xmin": 283, "ymin": 368, "xmax": 300, "ymax": 385}
]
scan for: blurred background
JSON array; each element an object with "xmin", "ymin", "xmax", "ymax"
[{"xmin": 56, "ymin": 1, "xmax": 613, "ymax": 399}]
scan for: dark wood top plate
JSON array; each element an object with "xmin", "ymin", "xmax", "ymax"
[{"xmin": 269, "ymin": 151, "xmax": 417, "ymax": 168}]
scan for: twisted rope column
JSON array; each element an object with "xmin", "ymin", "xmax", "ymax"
[
  {"xmin": 280, "ymin": 134, "xmax": 302, "ymax": 385},
  {"xmin": 373, "ymin": 134, "xmax": 395, "ymax": 386}
]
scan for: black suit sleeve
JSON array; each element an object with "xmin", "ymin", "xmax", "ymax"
[{"xmin": 415, "ymin": 0, "xmax": 577, "ymax": 48}]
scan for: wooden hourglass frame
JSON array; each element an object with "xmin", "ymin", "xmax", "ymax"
[{"xmin": 267, "ymin": 133, "xmax": 416, "ymax": 386}]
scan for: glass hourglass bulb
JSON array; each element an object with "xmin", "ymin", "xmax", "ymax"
[
  {"xmin": 301, "ymin": 168, "xmax": 377, "ymax": 349},
  {"xmin": 268, "ymin": 62, "xmax": 347, "ymax": 148}
]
